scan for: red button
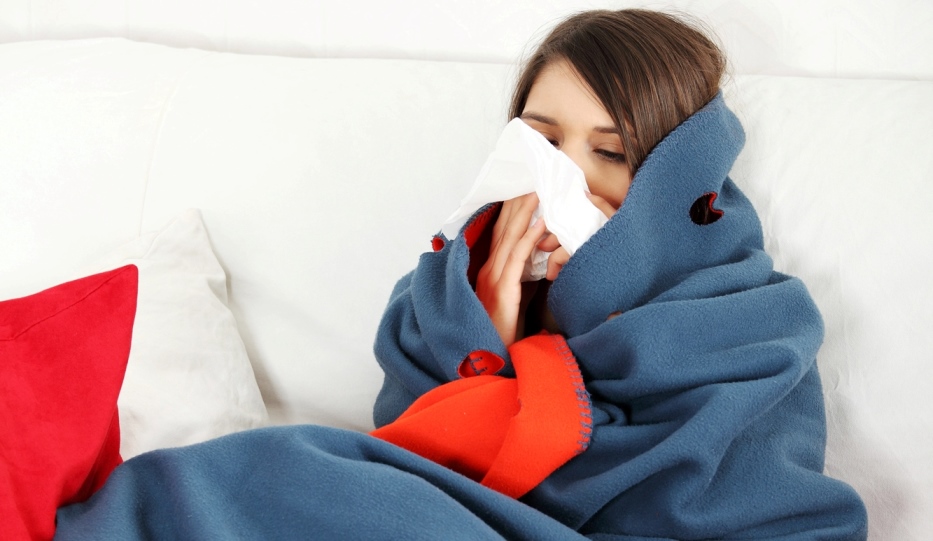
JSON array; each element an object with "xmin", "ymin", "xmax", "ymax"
[{"xmin": 457, "ymin": 350, "xmax": 505, "ymax": 378}]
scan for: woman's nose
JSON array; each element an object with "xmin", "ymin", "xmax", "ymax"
[{"xmin": 559, "ymin": 144, "xmax": 592, "ymax": 183}]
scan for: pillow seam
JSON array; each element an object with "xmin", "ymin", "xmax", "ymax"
[{"xmin": 1, "ymin": 266, "xmax": 136, "ymax": 342}]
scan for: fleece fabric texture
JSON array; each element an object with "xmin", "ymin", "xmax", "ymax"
[
  {"xmin": 373, "ymin": 93, "xmax": 868, "ymax": 539},
  {"xmin": 371, "ymin": 332, "xmax": 593, "ymax": 498},
  {"xmin": 55, "ymin": 425, "xmax": 590, "ymax": 541}
]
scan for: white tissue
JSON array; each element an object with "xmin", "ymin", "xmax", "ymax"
[{"xmin": 442, "ymin": 118, "xmax": 609, "ymax": 281}]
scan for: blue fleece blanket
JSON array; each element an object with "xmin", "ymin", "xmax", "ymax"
[{"xmin": 55, "ymin": 95, "xmax": 867, "ymax": 540}]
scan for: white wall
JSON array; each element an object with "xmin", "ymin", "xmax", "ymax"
[{"xmin": 1, "ymin": 0, "xmax": 931, "ymax": 79}]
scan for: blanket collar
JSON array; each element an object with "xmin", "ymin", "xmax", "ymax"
[{"xmin": 548, "ymin": 93, "xmax": 756, "ymax": 337}]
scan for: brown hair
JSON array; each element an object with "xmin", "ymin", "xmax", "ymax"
[{"xmin": 509, "ymin": 9, "xmax": 726, "ymax": 175}]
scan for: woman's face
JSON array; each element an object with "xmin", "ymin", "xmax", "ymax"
[{"xmin": 520, "ymin": 59, "xmax": 633, "ymax": 210}]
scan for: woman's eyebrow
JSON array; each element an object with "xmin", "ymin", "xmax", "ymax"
[
  {"xmin": 593, "ymin": 126, "xmax": 622, "ymax": 135},
  {"xmin": 519, "ymin": 112, "xmax": 558, "ymax": 125},
  {"xmin": 521, "ymin": 112, "xmax": 619, "ymax": 135}
]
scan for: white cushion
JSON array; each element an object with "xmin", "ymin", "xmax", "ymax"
[
  {"xmin": 0, "ymin": 207, "xmax": 268, "ymax": 458},
  {"xmin": 93, "ymin": 209, "xmax": 268, "ymax": 458}
]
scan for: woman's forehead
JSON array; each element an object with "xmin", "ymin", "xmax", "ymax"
[{"xmin": 523, "ymin": 60, "xmax": 615, "ymax": 130}]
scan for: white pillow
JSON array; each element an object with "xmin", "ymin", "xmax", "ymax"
[{"xmin": 84, "ymin": 209, "xmax": 267, "ymax": 457}]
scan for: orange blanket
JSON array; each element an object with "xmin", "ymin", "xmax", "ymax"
[{"xmin": 371, "ymin": 333, "xmax": 592, "ymax": 498}]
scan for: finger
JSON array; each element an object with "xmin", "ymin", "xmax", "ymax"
[
  {"xmin": 510, "ymin": 192, "xmax": 539, "ymax": 229},
  {"xmin": 537, "ymin": 232, "xmax": 561, "ymax": 252},
  {"xmin": 499, "ymin": 218, "xmax": 546, "ymax": 285},
  {"xmin": 546, "ymin": 246, "xmax": 571, "ymax": 281},
  {"xmin": 486, "ymin": 197, "xmax": 522, "ymax": 280},
  {"xmin": 586, "ymin": 193, "xmax": 617, "ymax": 218},
  {"xmin": 478, "ymin": 215, "xmax": 543, "ymax": 345},
  {"xmin": 490, "ymin": 198, "xmax": 516, "ymax": 251},
  {"xmin": 488, "ymin": 194, "xmax": 539, "ymax": 277},
  {"xmin": 495, "ymin": 194, "xmax": 536, "ymax": 247}
]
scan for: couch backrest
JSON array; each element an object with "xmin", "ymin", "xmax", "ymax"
[{"xmin": 1, "ymin": 0, "xmax": 930, "ymax": 79}]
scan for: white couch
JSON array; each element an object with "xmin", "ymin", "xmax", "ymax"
[{"xmin": 1, "ymin": 3, "xmax": 931, "ymax": 539}]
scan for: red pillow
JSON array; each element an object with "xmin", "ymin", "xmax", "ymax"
[{"xmin": 0, "ymin": 265, "xmax": 138, "ymax": 541}]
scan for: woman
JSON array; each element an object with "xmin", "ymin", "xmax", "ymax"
[
  {"xmin": 55, "ymin": 9, "xmax": 867, "ymax": 541},
  {"xmin": 480, "ymin": 9, "xmax": 727, "ymax": 347},
  {"xmin": 371, "ymin": 9, "xmax": 869, "ymax": 539}
]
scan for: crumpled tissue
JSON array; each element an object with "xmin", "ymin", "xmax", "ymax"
[{"xmin": 441, "ymin": 118, "xmax": 609, "ymax": 281}]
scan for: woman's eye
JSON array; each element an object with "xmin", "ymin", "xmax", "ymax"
[
  {"xmin": 595, "ymin": 149, "xmax": 626, "ymax": 164},
  {"xmin": 548, "ymin": 139, "xmax": 559, "ymax": 148}
]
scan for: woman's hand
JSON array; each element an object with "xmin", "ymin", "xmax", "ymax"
[
  {"xmin": 537, "ymin": 193, "xmax": 617, "ymax": 280},
  {"xmin": 475, "ymin": 193, "xmax": 546, "ymax": 347}
]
